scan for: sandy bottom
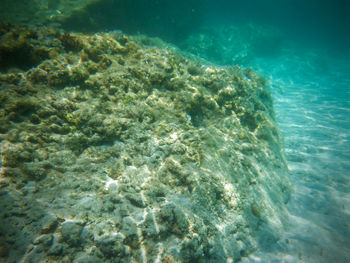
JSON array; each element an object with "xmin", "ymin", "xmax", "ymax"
[{"xmin": 243, "ymin": 47, "xmax": 350, "ymax": 263}]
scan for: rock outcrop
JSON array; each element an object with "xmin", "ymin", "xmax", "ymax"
[{"xmin": 0, "ymin": 25, "xmax": 291, "ymax": 262}]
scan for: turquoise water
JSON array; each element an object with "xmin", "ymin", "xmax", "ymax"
[{"xmin": 243, "ymin": 44, "xmax": 350, "ymax": 262}]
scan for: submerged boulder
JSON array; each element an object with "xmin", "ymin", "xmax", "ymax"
[{"xmin": 0, "ymin": 26, "xmax": 291, "ymax": 262}]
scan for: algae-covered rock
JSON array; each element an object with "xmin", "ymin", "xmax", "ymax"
[
  {"xmin": 0, "ymin": 26, "xmax": 291, "ymax": 262},
  {"xmin": 159, "ymin": 203, "xmax": 189, "ymax": 237},
  {"xmin": 96, "ymin": 234, "xmax": 127, "ymax": 258},
  {"xmin": 61, "ymin": 221, "xmax": 84, "ymax": 246}
]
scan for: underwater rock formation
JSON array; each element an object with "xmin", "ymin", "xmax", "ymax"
[{"xmin": 0, "ymin": 25, "xmax": 291, "ymax": 262}]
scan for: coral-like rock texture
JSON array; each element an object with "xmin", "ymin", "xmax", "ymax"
[{"xmin": 0, "ymin": 25, "xmax": 291, "ymax": 262}]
